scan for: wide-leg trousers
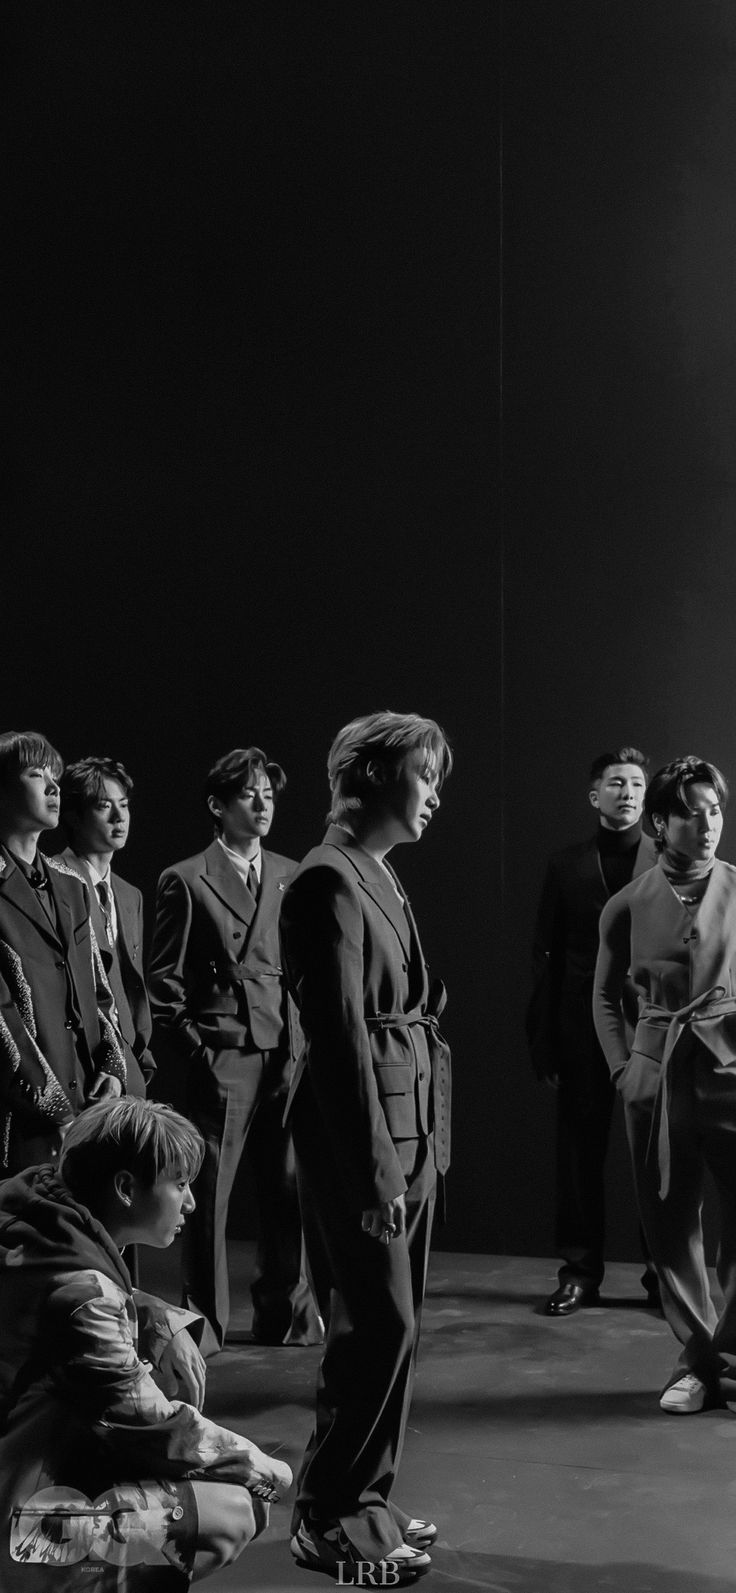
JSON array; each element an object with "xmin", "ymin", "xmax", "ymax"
[
  {"xmin": 183, "ymin": 1046, "xmax": 321, "ymax": 1352},
  {"xmin": 623, "ymin": 1033, "xmax": 736, "ymax": 1399},
  {"xmin": 291, "ymin": 1088, "xmax": 436, "ymax": 1561}
]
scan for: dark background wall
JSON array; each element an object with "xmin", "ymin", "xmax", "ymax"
[{"xmin": 4, "ymin": 3, "xmax": 735, "ymax": 1260}]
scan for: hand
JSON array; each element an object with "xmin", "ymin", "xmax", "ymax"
[
  {"xmin": 88, "ymin": 1072, "xmax": 123, "ymax": 1101},
  {"xmin": 157, "ymin": 1328, "xmax": 207, "ymax": 1411},
  {"xmin": 361, "ymin": 1195, "xmax": 406, "ymax": 1245}
]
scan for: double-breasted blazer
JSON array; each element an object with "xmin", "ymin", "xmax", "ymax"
[
  {"xmin": 280, "ymin": 826, "xmax": 451, "ymax": 1213},
  {"xmin": 594, "ymin": 857, "xmax": 736, "ymax": 1080},
  {"xmin": 0, "ymin": 849, "xmax": 125, "ymax": 1166},
  {"xmin": 527, "ymin": 831, "xmax": 657, "ymax": 1079},
  {"xmin": 56, "ymin": 848, "xmax": 155, "ymax": 1097},
  {"xmin": 148, "ymin": 840, "xmax": 300, "ymax": 1070}
]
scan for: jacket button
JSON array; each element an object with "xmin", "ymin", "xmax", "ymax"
[
  {"xmin": 171, "ymin": 1505, "xmax": 184, "ymax": 1521},
  {"xmin": 233, "ymin": 931, "xmax": 242, "ymax": 940},
  {"xmin": 55, "ymin": 960, "xmax": 65, "ymax": 970},
  {"xmin": 68, "ymin": 1081, "xmax": 77, "ymax": 1091},
  {"xmin": 64, "ymin": 1020, "xmax": 73, "ymax": 1030}
]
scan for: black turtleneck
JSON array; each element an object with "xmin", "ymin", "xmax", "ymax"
[{"xmin": 597, "ymin": 817, "xmax": 643, "ymax": 896}]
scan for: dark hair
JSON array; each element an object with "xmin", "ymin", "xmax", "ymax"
[
  {"xmin": 0, "ymin": 731, "xmax": 63, "ymax": 787},
  {"xmin": 205, "ymin": 747, "xmax": 286, "ymax": 831},
  {"xmin": 328, "ymin": 710, "xmax": 453, "ymax": 822},
  {"xmin": 644, "ymin": 756, "xmax": 729, "ymax": 850},
  {"xmin": 60, "ymin": 758, "xmax": 133, "ymax": 824},
  {"xmin": 59, "ymin": 1098, "xmax": 204, "ymax": 1210},
  {"xmin": 589, "ymin": 747, "xmax": 647, "ymax": 785}
]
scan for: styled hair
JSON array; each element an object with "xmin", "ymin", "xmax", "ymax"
[
  {"xmin": 0, "ymin": 731, "xmax": 63, "ymax": 787},
  {"xmin": 60, "ymin": 757, "xmax": 133, "ymax": 824},
  {"xmin": 59, "ymin": 1098, "xmax": 204, "ymax": 1209},
  {"xmin": 589, "ymin": 747, "xmax": 647, "ymax": 785},
  {"xmin": 644, "ymin": 756, "xmax": 728, "ymax": 851},
  {"xmin": 328, "ymin": 711, "xmax": 453, "ymax": 822},
  {"xmin": 205, "ymin": 747, "xmax": 286, "ymax": 831}
]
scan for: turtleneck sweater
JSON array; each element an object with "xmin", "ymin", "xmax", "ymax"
[
  {"xmin": 659, "ymin": 844, "xmax": 715, "ymax": 909},
  {"xmin": 597, "ymin": 817, "xmax": 644, "ymax": 897}
]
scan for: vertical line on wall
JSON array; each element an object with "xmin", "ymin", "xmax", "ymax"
[{"xmin": 499, "ymin": 0, "xmax": 505, "ymax": 914}]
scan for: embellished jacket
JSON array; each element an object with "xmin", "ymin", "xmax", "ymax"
[{"xmin": 0, "ymin": 850, "xmax": 125, "ymax": 1170}]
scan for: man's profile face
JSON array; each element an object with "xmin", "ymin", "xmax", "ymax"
[
  {"xmin": 589, "ymin": 762, "xmax": 646, "ymax": 831},
  {"xmin": 213, "ymin": 769, "xmax": 275, "ymax": 848},
  {"xmin": 376, "ymin": 748, "xmax": 441, "ymax": 845},
  {"xmin": 72, "ymin": 778, "xmax": 130, "ymax": 857},
  {"xmin": 0, "ymin": 765, "xmax": 61, "ymax": 836}
]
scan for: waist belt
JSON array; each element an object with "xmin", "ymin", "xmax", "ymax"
[
  {"xmin": 639, "ymin": 986, "xmax": 736, "ymax": 1198},
  {"xmin": 365, "ymin": 1008, "xmax": 439, "ymax": 1033}
]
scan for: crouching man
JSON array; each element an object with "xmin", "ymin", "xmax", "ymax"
[{"xmin": 0, "ymin": 1098, "xmax": 292, "ymax": 1590}]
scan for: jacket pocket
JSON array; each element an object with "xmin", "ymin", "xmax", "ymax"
[{"xmin": 374, "ymin": 1062, "xmax": 414, "ymax": 1096}]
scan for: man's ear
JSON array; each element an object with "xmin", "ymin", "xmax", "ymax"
[
  {"xmin": 588, "ymin": 787, "xmax": 600, "ymax": 810},
  {"xmin": 113, "ymin": 1169, "xmax": 136, "ymax": 1209},
  {"xmin": 206, "ymin": 794, "xmax": 221, "ymax": 822},
  {"xmin": 365, "ymin": 758, "xmax": 388, "ymax": 787}
]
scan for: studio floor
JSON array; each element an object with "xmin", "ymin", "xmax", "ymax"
[{"xmin": 139, "ymin": 1243, "xmax": 736, "ymax": 1592}]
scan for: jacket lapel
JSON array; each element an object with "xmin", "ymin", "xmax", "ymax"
[
  {"xmin": 633, "ymin": 834, "xmax": 658, "ymax": 880},
  {"xmin": 249, "ymin": 852, "xmax": 285, "ymax": 944},
  {"xmin": 0, "ymin": 850, "xmax": 63, "ymax": 948},
  {"xmin": 324, "ymin": 828, "xmax": 412, "ymax": 958},
  {"xmin": 202, "ymin": 839, "xmax": 257, "ymax": 928}
]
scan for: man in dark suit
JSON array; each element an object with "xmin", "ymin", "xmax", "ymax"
[
  {"xmin": 280, "ymin": 711, "xmax": 452, "ymax": 1584},
  {"xmin": 56, "ymin": 757, "xmax": 155, "ymax": 1101},
  {"xmin": 148, "ymin": 746, "xmax": 322, "ymax": 1355},
  {"xmin": 0, "ymin": 731, "xmax": 125, "ymax": 1175},
  {"xmin": 526, "ymin": 745, "xmax": 658, "ymax": 1315}
]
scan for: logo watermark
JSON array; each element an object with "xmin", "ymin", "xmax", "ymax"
[{"xmin": 336, "ymin": 1562, "xmax": 401, "ymax": 1587}]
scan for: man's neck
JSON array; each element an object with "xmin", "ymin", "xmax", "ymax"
[
  {"xmin": 339, "ymin": 816, "xmax": 397, "ymax": 864},
  {"xmin": 0, "ymin": 829, "xmax": 42, "ymax": 866},
  {"xmin": 73, "ymin": 846, "xmax": 114, "ymax": 877},
  {"xmin": 219, "ymin": 834, "xmax": 261, "ymax": 863}
]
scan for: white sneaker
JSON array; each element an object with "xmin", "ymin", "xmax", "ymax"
[{"xmin": 659, "ymin": 1374, "xmax": 707, "ymax": 1414}]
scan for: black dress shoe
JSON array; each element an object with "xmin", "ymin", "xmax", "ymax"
[{"xmin": 544, "ymin": 1281, "xmax": 599, "ymax": 1316}]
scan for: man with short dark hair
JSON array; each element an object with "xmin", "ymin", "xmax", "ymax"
[
  {"xmin": 0, "ymin": 731, "xmax": 125, "ymax": 1175},
  {"xmin": 57, "ymin": 757, "xmax": 155, "ymax": 1100},
  {"xmin": 148, "ymin": 746, "xmax": 322, "ymax": 1354},
  {"xmin": 527, "ymin": 746, "xmax": 658, "ymax": 1315},
  {"xmin": 280, "ymin": 710, "xmax": 453, "ymax": 1583}
]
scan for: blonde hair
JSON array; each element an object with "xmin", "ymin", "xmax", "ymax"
[{"xmin": 328, "ymin": 710, "xmax": 453, "ymax": 822}]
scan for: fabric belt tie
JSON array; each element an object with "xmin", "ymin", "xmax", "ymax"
[
  {"xmin": 365, "ymin": 1007, "xmax": 439, "ymax": 1032},
  {"xmin": 639, "ymin": 986, "xmax": 736, "ymax": 1198}
]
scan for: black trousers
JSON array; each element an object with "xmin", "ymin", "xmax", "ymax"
[
  {"xmin": 182, "ymin": 1046, "xmax": 322, "ymax": 1351},
  {"xmin": 556, "ymin": 1043, "xmax": 654, "ymax": 1291},
  {"xmin": 292, "ymin": 1087, "xmax": 436, "ymax": 1560}
]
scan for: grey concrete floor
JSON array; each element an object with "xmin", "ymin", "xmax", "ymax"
[{"xmin": 139, "ymin": 1243, "xmax": 736, "ymax": 1591}]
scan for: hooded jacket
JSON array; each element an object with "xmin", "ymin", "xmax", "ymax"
[{"xmin": 0, "ymin": 1165, "xmax": 280, "ymax": 1588}]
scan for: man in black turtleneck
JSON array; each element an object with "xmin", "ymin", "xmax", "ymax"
[{"xmin": 526, "ymin": 746, "xmax": 658, "ymax": 1316}]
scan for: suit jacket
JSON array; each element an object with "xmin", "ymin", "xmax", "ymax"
[
  {"xmin": 526, "ymin": 830, "xmax": 657, "ymax": 1078},
  {"xmin": 148, "ymin": 839, "xmax": 300, "ymax": 1069},
  {"xmin": 594, "ymin": 857, "xmax": 736, "ymax": 1077},
  {"xmin": 0, "ymin": 849, "xmax": 125, "ymax": 1163},
  {"xmin": 56, "ymin": 848, "xmax": 155, "ymax": 1097},
  {"xmin": 280, "ymin": 826, "xmax": 451, "ymax": 1213}
]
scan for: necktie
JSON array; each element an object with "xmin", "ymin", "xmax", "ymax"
[
  {"xmin": 247, "ymin": 863, "xmax": 259, "ymax": 902},
  {"xmin": 97, "ymin": 880, "xmax": 115, "ymax": 946}
]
